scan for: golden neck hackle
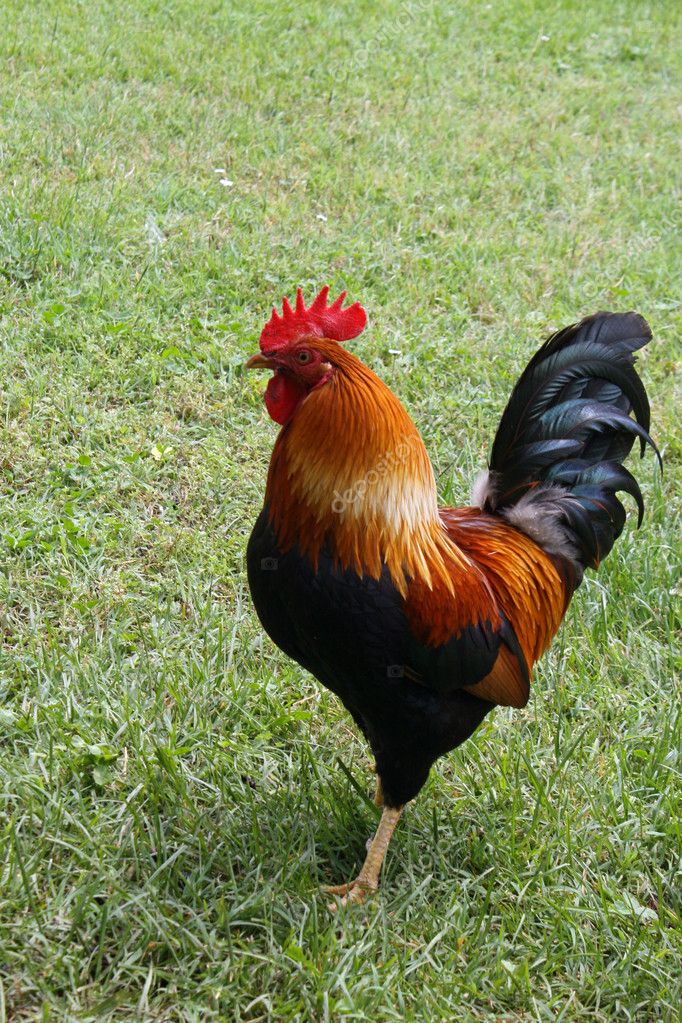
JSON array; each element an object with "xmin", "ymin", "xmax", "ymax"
[{"xmin": 264, "ymin": 343, "xmax": 468, "ymax": 596}]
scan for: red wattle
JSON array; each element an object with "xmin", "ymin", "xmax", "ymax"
[{"xmin": 264, "ymin": 371, "xmax": 307, "ymax": 426}]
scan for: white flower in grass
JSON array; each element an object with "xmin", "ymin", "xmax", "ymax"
[{"xmin": 145, "ymin": 216, "xmax": 166, "ymax": 245}]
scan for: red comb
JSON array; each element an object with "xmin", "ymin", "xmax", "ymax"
[{"xmin": 259, "ymin": 286, "xmax": 367, "ymax": 353}]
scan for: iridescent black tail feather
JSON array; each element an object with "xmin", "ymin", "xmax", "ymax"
[{"xmin": 477, "ymin": 313, "xmax": 660, "ymax": 569}]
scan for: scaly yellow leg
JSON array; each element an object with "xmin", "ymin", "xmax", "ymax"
[{"xmin": 322, "ymin": 805, "xmax": 403, "ymax": 909}]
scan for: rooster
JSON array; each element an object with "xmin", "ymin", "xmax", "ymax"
[{"xmin": 245, "ymin": 287, "xmax": 658, "ymax": 907}]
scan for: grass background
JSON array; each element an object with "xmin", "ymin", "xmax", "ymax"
[{"xmin": 1, "ymin": 0, "xmax": 680, "ymax": 1019}]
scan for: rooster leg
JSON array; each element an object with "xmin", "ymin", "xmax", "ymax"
[
  {"xmin": 323, "ymin": 805, "xmax": 403, "ymax": 909},
  {"xmin": 373, "ymin": 775, "xmax": 384, "ymax": 807}
]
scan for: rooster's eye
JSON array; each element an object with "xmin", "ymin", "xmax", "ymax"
[{"xmin": 297, "ymin": 350, "xmax": 312, "ymax": 364}]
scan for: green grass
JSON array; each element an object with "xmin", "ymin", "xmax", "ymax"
[{"xmin": 0, "ymin": 0, "xmax": 680, "ymax": 1019}]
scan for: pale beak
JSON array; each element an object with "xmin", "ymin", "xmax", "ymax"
[{"xmin": 244, "ymin": 352, "xmax": 277, "ymax": 370}]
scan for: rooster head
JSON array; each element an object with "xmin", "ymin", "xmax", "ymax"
[{"xmin": 245, "ymin": 286, "xmax": 367, "ymax": 425}]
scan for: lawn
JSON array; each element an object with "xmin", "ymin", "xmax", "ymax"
[{"xmin": 0, "ymin": 0, "xmax": 680, "ymax": 1019}]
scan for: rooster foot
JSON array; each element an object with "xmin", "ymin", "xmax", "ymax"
[
  {"xmin": 321, "ymin": 805, "xmax": 403, "ymax": 911},
  {"xmin": 321, "ymin": 879, "xmax": 378, "ymax": 910}
]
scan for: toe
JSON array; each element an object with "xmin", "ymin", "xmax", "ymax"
[
  {"xmin": 325, "ymin": 880, "xmax": 377, "ymax": 911},
  {"xmin": 321, "ymin": 882, "xmax": 352, "ymax": 896}
]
